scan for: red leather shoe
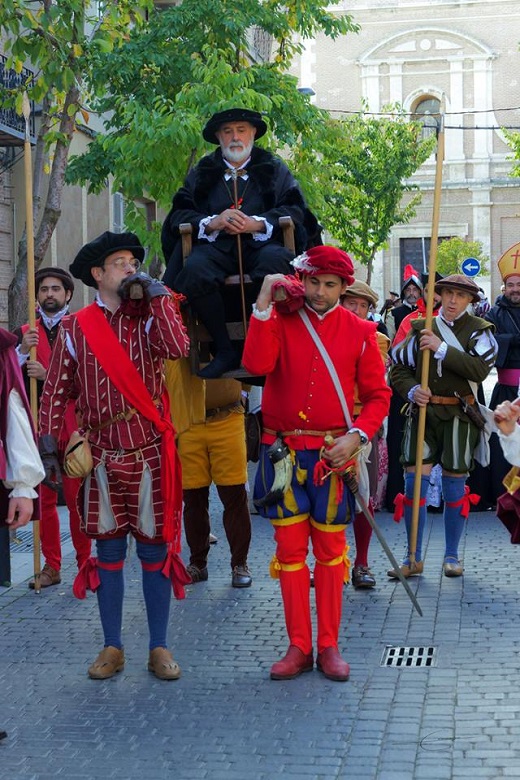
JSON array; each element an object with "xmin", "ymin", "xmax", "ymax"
[
  {"xmin": 316, "ymin": 647, "xmax": 350, "ymax": 681},
  {"xmin": 270, "ymin": 645, "xmax": 314, "ymax": 680}
]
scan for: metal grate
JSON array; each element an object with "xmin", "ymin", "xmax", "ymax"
[{"xmin": 381, "ymin": 645, "xmax": 437, "ymax": 668}]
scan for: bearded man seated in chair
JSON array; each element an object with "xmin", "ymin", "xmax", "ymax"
[{"xmin": 162, "ymin": 107, "xmax": 319, "ymax": 379}]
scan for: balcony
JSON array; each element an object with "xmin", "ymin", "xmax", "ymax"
[{"xmin": 0, "ymin": 55, "xmax": 36, "ymax": 146}]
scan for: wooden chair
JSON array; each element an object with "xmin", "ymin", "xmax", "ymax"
[{"xmin": 180, "ymin": 216, "xmax": 295, "ymax": 376}]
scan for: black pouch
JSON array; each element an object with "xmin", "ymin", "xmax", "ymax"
[
  {"xmin": 245, "ymin": 410, "xmax": 262, "ymax": 462},
  {"xmin": 455, "ymin": 393, "xmax": 486, "ymax": 431}
]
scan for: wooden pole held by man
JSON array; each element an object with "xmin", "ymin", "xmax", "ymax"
[
  {"xmin": 408, "ymin": 110, "xmax": 445, "ymax": 566},
  {"xmin": 22, "ymin": 91, "xmax": 41, "ymax": 593}
]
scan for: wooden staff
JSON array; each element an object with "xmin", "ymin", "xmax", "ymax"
[
  {"xmin": 408, "ymin": 111, "xmax": 445, "ymax": 566},
  {"xmin": 22, "ymin": 92, "xmax": 41, "ymax": 593},
  {"xmin": 231, "ymin": 169, "xmax": 248, "ymax": 340}
]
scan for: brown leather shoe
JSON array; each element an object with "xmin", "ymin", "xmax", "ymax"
[
  {"xmin": 231, "ymin": 564, "xmax": 252, "ymax": 588},
  {"xmin": 270, "ymin": 645, "xmax": 314, "ymax": 680},
  {"xmin": 148, "ymin": 647, "xmax": 181, "ymax": 680},
  {"xmin": 443, "ymin": 560, "xmax": 463, "ymax": 577},
  {"xmin": 387, "ymin": 560, "xmax": 424, "ymax": 579},
  {"xmin": 28, "ymin": 563, "xmax": 61, "ymax": 589},
  {"xmin": 316, "ymin": 647, "xmax": 350, "ymax": 681},
  {"xmin": 88, "ymin": 646, "xmax": 125, "ymax": 679}
]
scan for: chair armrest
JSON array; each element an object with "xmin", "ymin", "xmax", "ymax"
[
  {"xmin": 279, "ymin": 216, "xmax": 295, "ymax": 254},
  {"xmin": 179, "ymin": 223, "xmax": 193, "ymax": 262}
]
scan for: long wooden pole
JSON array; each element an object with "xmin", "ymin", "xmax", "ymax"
[
  {"xmin": 22, "ymin": 92, "xmax": 41, "ymax": 593},
  {"xmin": 408, "ymin": 112, "xmax": 445, "ymax": 566},
  {"xmin": 231, "ymin": 170, "xmax": 248, "ymax": 341}
]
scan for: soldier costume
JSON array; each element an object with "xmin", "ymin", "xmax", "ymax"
[
  {"xmin": 390, "ymin": 274, "xmax": 497, "ymax": 578},
  {"xmin": 15, "ymin": 267, "xmax": 91, "ymax": 587},
  {"xmin": 39, "ymin": 232, "xmax": 190, "ymax": 680},
  {"xmin": 242, "ymin": 246, "xmax": 390, "ymax": 681}
]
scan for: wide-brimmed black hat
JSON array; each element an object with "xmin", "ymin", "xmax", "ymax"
[
  {"xmin": 69, "ymin": 231, "xmax": 145, "ymax": 288},
  {"xmin": 434, "ymin": 273, "xmax": 480, "ymax": 304},
  {"xmin": 35, "ymin": 266, "xmax": 75, "ymax": 294},
  {"xmin": 202, "ymin": 108, "xmax": 268, "ymax": 144}
]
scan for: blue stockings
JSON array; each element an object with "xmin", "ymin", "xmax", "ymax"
[
  {"xmin": 442, "ymin": 475, "xmax": 466, "ymax": 563},
  {"xmin": 404, "ymin": 473, "xmax": 430, "ymax": 563},
  {"xmin": 96, "ymin": 537, "xmax": 170, "ymax": 651}
]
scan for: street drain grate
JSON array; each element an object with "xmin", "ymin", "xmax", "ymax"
[{"xmin": 381, "ymin": 645, "xmax": 437, "ymax": 668}]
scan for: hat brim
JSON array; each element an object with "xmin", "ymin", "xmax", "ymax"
[
  {"xmin": 203, "ymin": 117, "xmax": 267, "ymax": 145},
  {"xmin": 434, "ymin": 281, "xmax": 480, "ymax": 304},
  {"xmin": 70, "ymin": 244, "xmax": 145, "ymax": 288}
]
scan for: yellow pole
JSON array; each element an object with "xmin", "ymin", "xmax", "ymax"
[
  {"xmin": 22, "ymin": 92, "xmax": 41, "ymax": 593},
  {"xmin": 408, "ymin": 111, "xmax": 445, "ymax": 566}
]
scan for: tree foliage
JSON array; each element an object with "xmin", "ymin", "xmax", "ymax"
[
  {"xmin": 66, "ymin": 0, "xmax": 358, "ymax": 255},
  {"xmin": 0, "ymin": 0, "xmax": 151, "ymax": 327},
  {"xmin": 299, "ymin": 107, "xmax": 436, "ymax": 284},
  {"xmin": 435, "ymin": 237, "xmax": 489, "ymax": 277}
]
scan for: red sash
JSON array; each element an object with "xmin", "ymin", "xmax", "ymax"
[{"xmin": 74, "ymin": 303, "xmax": 182, "ymax": 549}]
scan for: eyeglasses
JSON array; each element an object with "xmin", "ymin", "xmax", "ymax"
[{"xmin": 104, "ymin": 256, "xmax": 141, "ymax": 272}]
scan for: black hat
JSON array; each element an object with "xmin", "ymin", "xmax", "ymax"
[
  {"xmin": 421, "ymin": 271, "xmax": 443, "ymax": 287},
  {"xmin": 35, "ymin": 266, "xmax": 75, "ymax": 294},
  {"xmin": 202, "ymin": 108, "xmax": 268, "ymax": 144},
  {"xmin": 69, "ymin": 231, "xmax": 145, "ymax": 288},
  {"xmin": 434, "ymin": 273, "xmax": 480, "ymax": 304}
]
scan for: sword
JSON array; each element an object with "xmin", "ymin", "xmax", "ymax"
[{"xmin": 342, "ymin": 466, "xmax": 423, "ymax": 617}]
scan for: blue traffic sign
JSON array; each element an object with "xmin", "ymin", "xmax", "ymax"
[{"xmin": 461, "ymin": 257, "xmax": 481, "ymax": 277}]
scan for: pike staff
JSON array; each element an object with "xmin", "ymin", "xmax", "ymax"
[
  {"xmin": 408, "ymin": 108, "xmax": 445, "ymax": 569},
  {"xmin": 230, "ymin": 167, "xmax": 248, "ymax": 341},
  {"xmin": 22, "ymin": 91, "xmax": 41, "ymax": 593}
]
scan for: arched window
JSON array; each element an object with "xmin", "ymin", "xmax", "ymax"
[{"xmin": 412, "ymin": 96, "xmax": 441, "ymax": 139}]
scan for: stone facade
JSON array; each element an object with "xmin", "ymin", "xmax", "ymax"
[{"xmin": 294, "ymin": 0, "xmax": 520, "ymax": 300}]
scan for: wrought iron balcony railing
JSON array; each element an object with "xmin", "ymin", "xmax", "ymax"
[{"xmin": 0, "ymin": 55, "xmax": 36, "ymax": 145}]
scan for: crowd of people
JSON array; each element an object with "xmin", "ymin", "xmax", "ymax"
[{"xmin": 2, "ymin": 107, "xmax": 520, "ymax": 708}]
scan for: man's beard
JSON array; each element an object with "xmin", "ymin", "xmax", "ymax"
[
  {"xmin": 222, "ymin": 140, "xmax": 254, "ymax": 164},
  {"xmin": 41, "ymin": 299, "xmax": 62, "ymax": 313}
]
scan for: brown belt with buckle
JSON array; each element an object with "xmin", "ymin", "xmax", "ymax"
[
  {"xmin": 263, "ymin": 427, "xmax": 348, "ymax": 437},
  {"xmin": 429, "ymin": 394, "xmax": 474, "ymax": 406},
  {"xmin": 206, "ymin": 400, "xmax": 243, "ymax": 419}
]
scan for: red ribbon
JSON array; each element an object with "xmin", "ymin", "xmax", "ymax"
[
  {"xmin": 393, "ymin": 493, "xmax": 426, "ymax": 523},
  {"xmin": 446, "ymin": 486, "xmax": 480, "ymax": 519},
  {"xmin": 72, "ymin": 557, "xmax": 101, "ymax": 600},
  {"xmin": 162, "ymin": 550, "xmax": 192, "ymax": 600}
]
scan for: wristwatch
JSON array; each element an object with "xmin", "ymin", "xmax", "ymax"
[{"xmin": 348, "ymin": 427, "xmax": 368, "ymax": 446}]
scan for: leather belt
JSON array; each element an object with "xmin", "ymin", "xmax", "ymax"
[
  {"xmin": 206, "ymin": 400, "xmax": 243, "ymax": 419},
  {"xmin": 429, "ymin": 394, "xmax": 474, "ymax": 405},
  {"xmin": 263, "ymin": 427, "xmax": 348, "ymax": 437}
]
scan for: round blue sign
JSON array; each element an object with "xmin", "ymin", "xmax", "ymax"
[{"xmin": 461, "ymin": 257, "xmax": 481, "ymax": 277}]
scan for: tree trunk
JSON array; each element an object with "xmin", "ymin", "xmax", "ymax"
[{"xmin": 8, "ymin": 86, "xmax": 79, "ymax": 329}]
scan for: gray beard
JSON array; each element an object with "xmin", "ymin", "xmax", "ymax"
[{"xmin": 222, "ymin": 141, "xmax": 253, "ymax": 165}]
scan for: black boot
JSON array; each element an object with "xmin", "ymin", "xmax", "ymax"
[{"xmin": 190, "ymin": 291, "xmax": 240, "ymax": 379}]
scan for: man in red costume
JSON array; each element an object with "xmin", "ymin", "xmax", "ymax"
[
  {"xmin": 39, "ymin": 231, "xmax": 190, "ymax": 680},
  {"xmin": 15, "ymin": 267, "xmax": 91, "ymax": 588},
  {"xmin": 242, "ymin": 246, "xmax": 390, "ymax": 681}
]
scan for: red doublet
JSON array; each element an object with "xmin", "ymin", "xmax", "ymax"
[{"xmin": 242, "ymin": 304, "xmax": 390, "ymax": 449}]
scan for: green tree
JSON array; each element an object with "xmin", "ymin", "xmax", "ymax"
[
  {"xmin": 304, "ymin": 107, "xmax": 435, "ymax": 284},
  {"xmin": 66, "ymin": 0, "xmax": 358, "ymax": 257},
  {"xmin": 0, "ymin": 0, "xmax": 151, "ymax": 326},
  {"xmin": 436, "ymin": 237, "xmax": 489, "ymax": 276}
]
